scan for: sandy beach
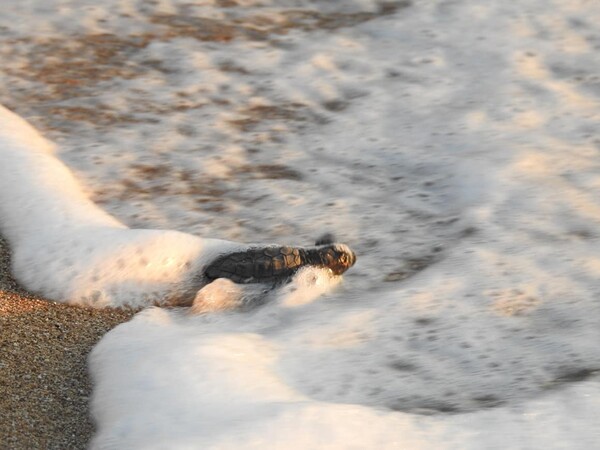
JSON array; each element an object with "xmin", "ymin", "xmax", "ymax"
[{"xmin": 0, "ymin": 237, "xmax": 134, "ymax": 449}]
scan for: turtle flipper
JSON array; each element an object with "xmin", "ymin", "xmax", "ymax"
[
  {"xmin": 204, "ymin": 242, "xmax": 356, "ymax": 284},
  {"xmin": 315, "ymin": 232, "xmax": 336, "ymax": 246}
]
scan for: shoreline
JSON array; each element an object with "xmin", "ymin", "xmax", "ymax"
[{"xmin": 0, "ymin": 237, "xmax": 134, "ymax": 449}]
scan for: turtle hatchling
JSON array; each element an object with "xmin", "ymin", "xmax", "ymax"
[{"xmin": 204, "ymin": 235, "xmax": 356, "ymax": 284}]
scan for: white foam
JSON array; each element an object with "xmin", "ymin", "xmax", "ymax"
[
  {"xmin": 0, "ymin": 105, "xmax": 246, "ymax": 307},
  {"xmin": 89, "ymin": 306, "xmax": 600, "ymax": 450},
  {"xmin": 2, "ymin": 0, "xmax": 600, "ymax": 448}
]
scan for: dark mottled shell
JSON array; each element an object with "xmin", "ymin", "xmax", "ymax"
[{"xmin": 205, "ymin": 243, "xmax": 356, "ymax": 284}]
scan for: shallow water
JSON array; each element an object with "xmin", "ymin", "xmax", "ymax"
[{"xmin": 1, "ymin": 0, "xmax": 600, "ymax": 448}]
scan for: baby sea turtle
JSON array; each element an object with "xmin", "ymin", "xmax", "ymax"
[{"xmin": 204, "ymin": 235, "xmax": 356, "ymax": 284}]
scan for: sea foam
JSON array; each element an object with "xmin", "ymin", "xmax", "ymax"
[
  {"xmin": 0, "ymin": 104, "xmax": 247, "ymax": 308},
  {"xmin": 2, "ymin": 0, "xmax": 600, "ymax": 448}
]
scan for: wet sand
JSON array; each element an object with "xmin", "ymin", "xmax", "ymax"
[{"xmin": 0, "ymin": 237, "xmax": 134, "ymax": 450}]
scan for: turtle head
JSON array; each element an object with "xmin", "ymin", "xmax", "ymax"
[{"xmin": 316, "ymin": 243, "xmax": 356, "ymax": 276}]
